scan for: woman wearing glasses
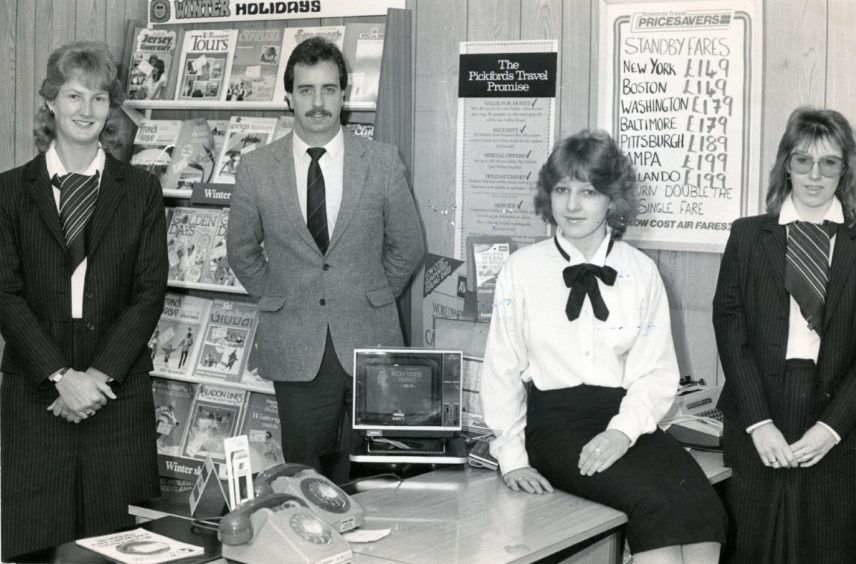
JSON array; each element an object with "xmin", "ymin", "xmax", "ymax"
[{"xmin": 713, "ymin": 106, "xmax": 856, "ymax": 562}]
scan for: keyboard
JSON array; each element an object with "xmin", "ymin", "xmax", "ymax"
[{"xmin": 696, "ymin": 408, "xmax": 724, "ymax": 422}]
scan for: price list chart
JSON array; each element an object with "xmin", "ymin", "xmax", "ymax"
[{"xmin": 598, "ymin": 0, "xmax": 762, "ymax": 252}]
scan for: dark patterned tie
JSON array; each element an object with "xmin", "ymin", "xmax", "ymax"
[
  {"xmin": 306, "ymin": 147, "xmax": 329, "ymax": 254},
  {"xmin": 52, "ymin": 171, "xmax": 100, "ymax": 270},
  {"xmin": 554, "ymin": 237, "xmax": 617, "ymax": 321},
  {"xmin": 784, "ymin": 221, "xmax": 835, "ymax": 335}
]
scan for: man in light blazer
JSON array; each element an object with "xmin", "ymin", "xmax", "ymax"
[{"xmin": 228, "ymin": 37, "xmax": 424, "ymax": 483}]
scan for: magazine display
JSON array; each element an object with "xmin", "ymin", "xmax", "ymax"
[
  {"xmin": 160, "ymin": 118, "xmax": 217, "ymax": 192},
  {"xmin": 207, "ymin": 119, "xmax": 229, "ymax": 163},
  {"xmin": 200, "ymin": 208, "xmax": 245, "ymax": 291},
  {"xmin": 151, "ymin": 378, "xmax": 196, "ymax": 456},
  {"xmin": 345, "ymin": 122, "xmax": 375, "ymax": 139},
  {"xmin": 126, "ymin": 26, "xmax": 181, "ymax": 101},
  {"xmin": 151, "ymin": 293, "xmax": 211, "ymax": 378},
  {"xmin": 272, "ymin": 115, "xmax": 295, "ymax": 141},
  {"xmin": 211, "ymin": 116, "xmax": 278, "ymax": 184},
  {"xmin": 76, "ymin": 528, "xmax": 203, "ymax": 564},
  {"xmin": 175, "ymin": 29, "xmax": 238, "ymax": 101},
  {"xmin": 240, "ymin": 339, "xmax": 274, "ymax": 393},
  {"xmin": 467, "ymin": 236, "xmax": 512, "ymax": 322},
  {"xmin": 129, "ymin": 119, "xmax": 182, "ymax": 186},
  {"xmin": 272, "ymin": 25, "xmax": 345, "ymax": 102},
  {"xmin": 193, "ymin": 300, "xmax": 258, "ymax": 382},
  {"xmin": 342, "ymin": 22, "xmax": 385, "ymax": 106},
  {"xmin": 166, "ymin": 207, "xmax": 221, "ymax": 284},
  {"xmin": 183, "ymin": 384, "xmax": 247, "ymax": 463},
  {"xmin": 226, "ymin": 27, "xmax": 284, "ymax": 102},
  {"xmin": 239, "ymin": 393, "xmax": 285, "ymax": 472}
]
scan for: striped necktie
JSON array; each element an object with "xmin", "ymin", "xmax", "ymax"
[
  {"xmin": 306, "ymin": 147, "xmax": 329, "ymax": 254},
  {"xmin": 52, "ymin": 171, "xmax": 100, "ymax": 270},
  {"xmin": 784, "ymin": 221, "xmax": 835, "ymax": 335}
]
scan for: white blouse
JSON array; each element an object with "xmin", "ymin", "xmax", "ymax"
[{"xmin": 481, "ymin": 232, "xmax": 680, "ymax": 473}]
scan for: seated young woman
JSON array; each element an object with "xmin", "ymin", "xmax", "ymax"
[{"xmin": 481, "ymin": 129, "xmax": 727, "ymax": 564}]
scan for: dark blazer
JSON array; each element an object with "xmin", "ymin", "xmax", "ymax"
[
  {"xmin": 0, "ymin": 152, "xmax": 168, "ymax": 382},
  {"xmin": 0, "ymin": 152, "xmax": 168, "ymax": 559},
  {"xmin": 227, "ymin": 131, "xmax": 425, "ymax": 382},
  {"xmin": 713, "ymin": 214, "xmax": 856, "ymax": 436}
]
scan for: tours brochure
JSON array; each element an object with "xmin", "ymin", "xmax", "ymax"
[
  {"xmin": 76, "ymin": 528, "xmax": 202, "ymax": 563},
  {"xmin": 193, "ymin": 299, "xmax": 258, "ymax": 382},
  {"xmin": 129, "ymin": 119, "xmax": 182, "ymax": 187},
  {"xmin": 151, "ymin": 293, "xmax": 211, "ymax": 378},
  {"xmin": 175, "ymin": 29, "xmax": 238, "ymax": 101}
]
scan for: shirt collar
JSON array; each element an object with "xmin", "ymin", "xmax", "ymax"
[
  {"xmin": 46, "ymin": 141, "xmax": 105, "ymax": 181},
  {"xmin": 778, "ymin": 194, "xmax": 844, "ymax": 225},
  {"xmin": 292, "ymin": 127, "xmax": 344, "ymax": 162},
  {"xmin": 554, "ymin": 227, "xmax": 612, "ymax": 266}
]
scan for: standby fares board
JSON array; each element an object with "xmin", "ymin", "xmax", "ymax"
[{"xmin": 597, "ymin": 0, "xmax": 763, "ymax": 252}]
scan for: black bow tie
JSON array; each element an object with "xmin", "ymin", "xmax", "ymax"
[{"xmin": 555, "ymin": 237, "xmax": 617, "ymax": 321}]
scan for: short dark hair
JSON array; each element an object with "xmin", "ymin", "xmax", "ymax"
[
  {"xmin": 534, "ymin": 130, "xmax": 638, "ymax": 237},
  {"xmin": 766, "ymin": 106, "xmax": 856, "ymax": 226},
  {"xmin": 34, "ymin": 40, "xmax": 125, "ymax": 153},
  {"xmin": 283, "ymin": 36, "xmax": 348, "ymax": 94}
]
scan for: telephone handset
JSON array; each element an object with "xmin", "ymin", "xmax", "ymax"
[
  {"xmin": 218, "ymin": 492, "xmax": 352, "ymax": 564},
  {"xmin": 254, "ymin": 463, "xmax": 365, "ymax": 533}
]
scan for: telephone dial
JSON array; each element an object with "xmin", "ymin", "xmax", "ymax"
[
  {"xmin": 253, "ymin": 463, "xmax": 365, "ymax": 533},
  {"xmin": 218, "ymin": 492, "xmax": 352, "ymax": 564},
  {"xmin": 217, "ymin": 464, "xmax": 364, "ymax": 563}
]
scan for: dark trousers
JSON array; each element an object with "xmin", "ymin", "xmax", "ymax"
[{"xmin": 274, "ymin": 331, "xmax": 356, "ymax": 485}]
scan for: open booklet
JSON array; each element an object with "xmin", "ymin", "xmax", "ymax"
[{"xmin": 75, "ymin": 528, "xmax": 203, "ymax": 563}]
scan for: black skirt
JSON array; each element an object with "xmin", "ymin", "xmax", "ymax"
[
  {"xmin": 525, "ymin": 384, "xmax": 727, "ymax": 554},
  {"xmin": 721, "ymin": 360, "xmax": 856, "ymax": 563}
]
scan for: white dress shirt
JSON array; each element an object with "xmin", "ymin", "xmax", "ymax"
[
  {"xmin": 292, "ymin": 128, "xmax": 345, "ymax": 235},
  {"xmin": 45, "ymin": 142, "xmax": 105, "ymax": 319},
  {"xmin": 746, "ymin": 195, "xmax": 844, "ymax": 442},
  {"xmin": 481, "ymin": 231, "xmax": 680, "ymax": 473}
]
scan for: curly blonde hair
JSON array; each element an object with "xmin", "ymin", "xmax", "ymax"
[{"xmin": 33, "ymin": 40, "xmax": 126, "ymax": 154}]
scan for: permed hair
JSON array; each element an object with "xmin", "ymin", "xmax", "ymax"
[
  {"xmin": 533, "ymin": 129, "xmax": 638, "ymax": 237},
  {"xmin": 33, "ymin": 40, "xmax": 126, "ymax": 154},
  {"xmin": 283, "ymin": 36, "xmax": 348, "ymax": 94},
  {"xmin": 766, "ymin": 106, "xmax": 856, "ymax": 226}
]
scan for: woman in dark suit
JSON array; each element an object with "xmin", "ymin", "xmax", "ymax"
[
  {"xmin": 713, "ymin": 106, "xmax": 856, "ymax": 563},
  {"xmin": 0, "ymin": 41, "xmax": 168, "ymax": 559}
]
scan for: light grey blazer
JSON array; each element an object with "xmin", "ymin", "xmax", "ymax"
[{"xmin": 227, "ymin": 130, "xmax": 425, "ymax": 382}]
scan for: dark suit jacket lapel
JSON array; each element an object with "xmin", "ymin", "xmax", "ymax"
[
  {"xmin": 824, "ymin": 223, "xmax": 856, "ymax": 329},
  {"xmin": 328, "ymin": 132, "xmax": 368, "ymax": 253},
  {"xmin": 760, "ymin": 214, "xmax": 786, "ymax": 288},
  {"xmin": 24, "ymin": 154, "xmax": 66, "ymax": 250},
  {"xmin": 88, "ymin": 154, "xmax": 127, "ymax": 256}
]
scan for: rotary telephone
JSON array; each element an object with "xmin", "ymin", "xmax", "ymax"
[{"xmin": 217, "ymin": 464, "xmax": 364, "ymax": 564}]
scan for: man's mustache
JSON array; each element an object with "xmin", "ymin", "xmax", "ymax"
[{"xmin": 305, "ymin": 109, "xmax": 332, "ymax": 118}]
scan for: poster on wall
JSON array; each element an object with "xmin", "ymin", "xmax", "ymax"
[
  {"xmin": 454, "ymin": 40, "xmax": 557, "ymax": 259},
  {"xmin": 597, "ymin": 0, "xmax": 763, "ymax": 252}
]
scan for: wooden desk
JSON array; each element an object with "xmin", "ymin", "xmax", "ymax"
[
  {"xmin": 350, "ymin": 449, "xmax": 728, "ymax": 564},
  {"xmin": 124, "ymin": 449, "xmax": 728, "ymax": 564}
]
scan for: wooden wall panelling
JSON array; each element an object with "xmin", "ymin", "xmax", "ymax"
[
  {"xmin": 825, "ymin": 1, "xmax": 856, "ymax": 118},
  {"xmin": 76, "ymin": 0, "xmax": 107, "ymax": 43},
  {"xmin": 560, "ymin": 0, "xmax": 593, "ymax": 135},
  {"xmin": 759, "ymin": 0, "xmax": 827, "ymax": 209},
  {"xmin": 410, "ymin": 0, "xmax": 468, "ymax": 344},
  {"xmin": 12, "ymin": 0, "xmax": 30, "ymax": 170},
  {"xmin": 468, "ymin": 0, "xmax": 521, "ymax": 39}
]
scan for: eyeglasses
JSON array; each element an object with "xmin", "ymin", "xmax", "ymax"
[{"xmin": 788, "ymin": 152, "xmax": 846, "ymax": 178}]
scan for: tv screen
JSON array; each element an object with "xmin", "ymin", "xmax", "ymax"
[{"xmin": 353, "ymin": 349, "xmax": 462, "ymax": 436}]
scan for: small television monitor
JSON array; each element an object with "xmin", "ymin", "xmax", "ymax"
[{"xmin": 353, "ymin": 348, "xmax": 463, "ymax": 439}]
